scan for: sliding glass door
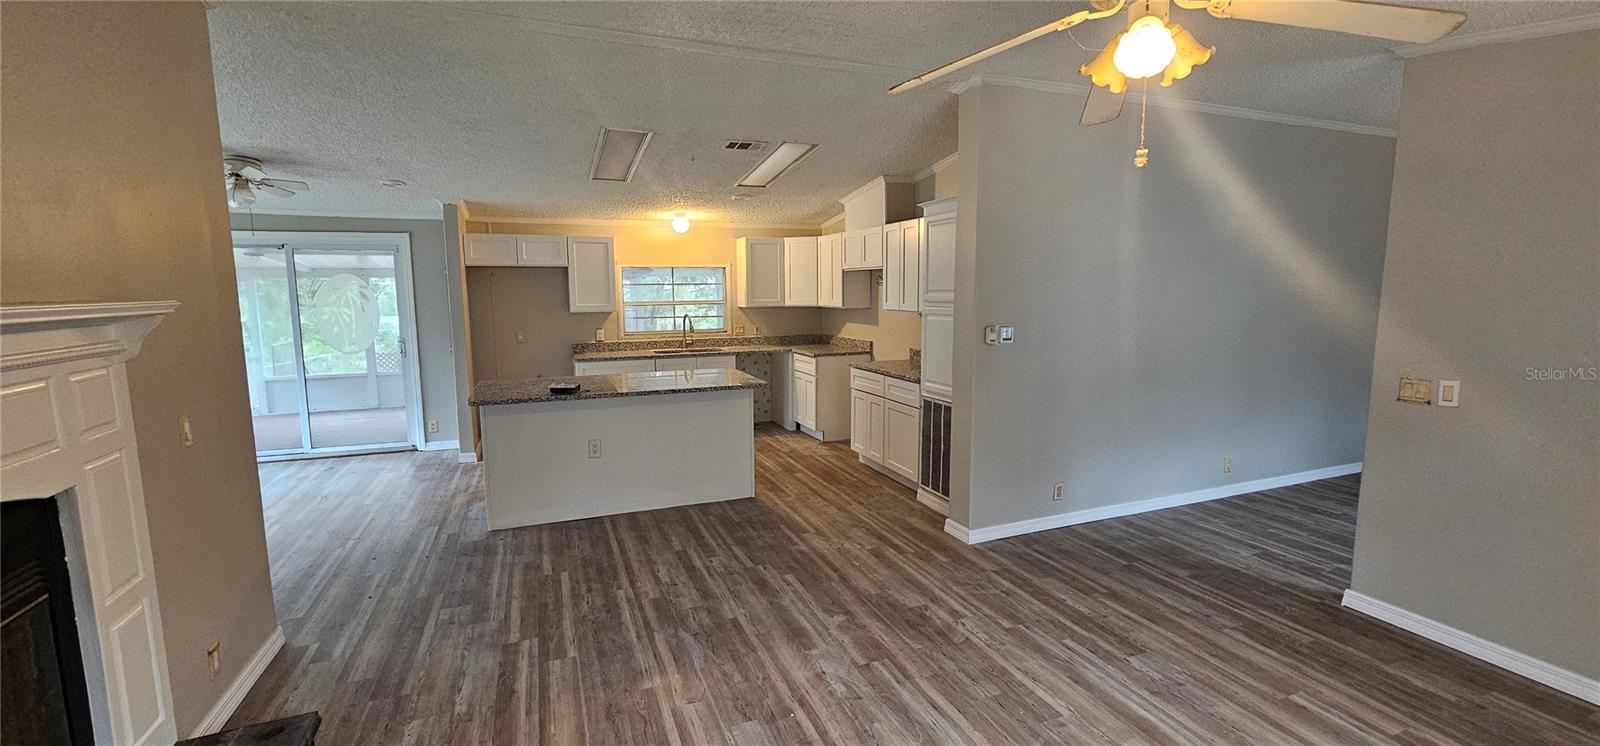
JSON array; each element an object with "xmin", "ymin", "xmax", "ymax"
[{"xmin": 234, "ymin": 233, "xmax": 421, "ymax": 457}]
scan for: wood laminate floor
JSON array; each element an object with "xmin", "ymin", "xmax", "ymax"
[{"xmin": 232, "ymin": 426, "xmax": 1599, "ymax": 744}]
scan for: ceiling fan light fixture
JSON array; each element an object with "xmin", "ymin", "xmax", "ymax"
[
  {"xmin": 228, "ymin": 178, "xmax": 256, "ymax": 209},
  {"xmin": 1112, "ymin": 15, "xmax": 1178, "ymax": 80},
  {"xmin": 1080, "ymin": 35, "xmax": 1128, "ymax": 93},
  {"xmin": 1160, "ymin": 23, "xmax": 1214, "ymax": 86}
]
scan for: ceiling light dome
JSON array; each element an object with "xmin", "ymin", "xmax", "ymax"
[
  {"xmin": 1112, "ymin": 15, "xmax": 1177, "ymax": 80},
  {"xmin": 671, "ymin": 213, "xmax": 690, "ymax": 234}
]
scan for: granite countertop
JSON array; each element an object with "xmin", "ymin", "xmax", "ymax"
[
  {"xmin": 574, "ymin": 342, "xmax": 869, "ymax": 362},
  {"xmin": 470, "ymin": 368, "xmax": 767, "ymax": 406},
  {"xmin": 851, "ymin": 359, "xmax": 921, "ymax": 384}
]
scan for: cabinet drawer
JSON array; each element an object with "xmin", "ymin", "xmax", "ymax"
[
  {"xmin": 792, "ymin": 353, "xmax": 816, "ymax": 376},
  {"xmin": 850, "ymin": 369, "xmax": 885, "ymax": 396},
  {"xmin": 884, "ymin": 377, "xmax": 920, "ymax": 407}
]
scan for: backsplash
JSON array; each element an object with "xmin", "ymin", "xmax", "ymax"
[
  {"xmin": 572, "ymin": 334, "xmax": 872, "ymax": 355},
  {"xmin": 909, "ymin": 347, "xmax": 921, "ymax": 368}
]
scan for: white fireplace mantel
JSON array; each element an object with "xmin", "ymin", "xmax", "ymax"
[{"xmin": 1, "ymin": 301, "xmax": 179, "ymax": 745}]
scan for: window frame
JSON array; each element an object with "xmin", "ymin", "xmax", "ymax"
[{"xmin": 618, "ymin": 265, "xmax": 732, "ymax": 338}]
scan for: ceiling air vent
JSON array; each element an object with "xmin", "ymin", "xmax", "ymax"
[
  {"xmin": 723, "ymin": 140, "xmax": 769, "ymax": 152},
  {"xmin": 590, "ymin": 127, "xmax": 653, "ymax": 182}
]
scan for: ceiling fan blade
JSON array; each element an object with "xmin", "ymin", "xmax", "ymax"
[
  {"xmin": 256, "ymin": 183, "xmax": 297, "ymax": 198},
  {"xmin": 1208, "ymin": 0, "xmax": 1465, "ymax": 44},
  {"xmin": 258, "ymin": 178, "xmax": 309, "ymax": 192},
  {"xmin": 1081, "ymin": 85, "xmax": 1126, "ymax": 126},
  {"xmin": 238, "ymin": 164, "xmax": 268, "ymax": 181},
  {"xmin": 889, "ymin": 3, "xmax": 1126, "ymax": 95}
]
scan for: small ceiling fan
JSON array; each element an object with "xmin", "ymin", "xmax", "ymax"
[
  {"xmin": 889, "ymin": 0, "xmax": 1466, "ymax": 166},
  {"xmin": 224, "ymin": 155, "xmax": 310, "ymax": 209}
]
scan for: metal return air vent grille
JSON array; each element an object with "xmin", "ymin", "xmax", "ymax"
[{"xmin": 723, "ymin": 140, "xmax": 768, "ymax": 152}]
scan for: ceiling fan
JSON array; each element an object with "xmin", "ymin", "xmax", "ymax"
[
  {"xmin": 224, "ymin": 155, "xmax": 310, "ymax": 209},
  {"xmin": 889, "ymin": 0, "xmax": 1466, "ymax": 166}
]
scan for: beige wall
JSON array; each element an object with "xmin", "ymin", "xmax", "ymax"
[
  {"xmin": 465, "ymin": 221, "xmax": 827, "ymax": 380},
  {"xmin": 1, "ymin": 2, "xmax": 278, "ymax": 734},
  {"xmin": 1350, "ymin": 31, "xmax": 1600, "ymax": 680},
  {"xmin": 820, "ymin": 303, "xmax": 922, "ymax": 361},
  {"xmin": 226, "ymin": 213, "xmax": 460, "ymax": 444},
  {"xmin": 952, "ymin": 83, "xmax": 1394, "ymax": 529}
]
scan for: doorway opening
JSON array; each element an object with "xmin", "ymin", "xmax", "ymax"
[{"xmin": 232, "ymin": 231, "xmax": 424, "ymax": 459}]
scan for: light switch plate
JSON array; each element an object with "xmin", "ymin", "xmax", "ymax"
[
  {"xmin": 998, "ymin": 325, "xmax": 1015, "ymax": 344},
  {"xmin": 983, "ymin": 325, "xmax": 999, "ymax": 345},
  {"xmin": 1398, "ymin": 376, "xmax": 1433, "ymax": 405},
  {"xmin": 1437, "ymin": 379, "xmax": 1460, "ymax": 407}
]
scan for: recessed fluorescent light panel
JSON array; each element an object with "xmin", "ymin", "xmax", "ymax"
[
  {"xmin": 736, "ymin": 142, "xmax": 817, "ymax": 188},
  {"xmin": 590, "ymin": 127, "xmax": 653, "ymax": 182}
]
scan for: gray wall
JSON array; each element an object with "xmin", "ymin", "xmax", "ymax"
[
  {"xmin": 3, "ymin": 3, "xmax": 278, "ymax": 732},
  {"xmin": 953, "ymin": 83, "xmax": 1394, "ymax": 529},
  {"xmin": 1350, "ymin": 31, "xmax": 1600, "ymax": 680},
  {"xmin": 227, "ymin": 212, "xmax": 460, "ymax": 445}
]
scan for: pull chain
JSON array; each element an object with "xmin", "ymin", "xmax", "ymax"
[{"xmin": 1134, "ymin": 79, "xmax": 1151, "ymax": 168}]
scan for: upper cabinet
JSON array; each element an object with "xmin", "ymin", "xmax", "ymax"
[
  {"xmin": 736, "ymin": 236, "xmax": 786, "ymax": 307},
  {"xmin": 841, "ymin": 227, "xmax": 884, "ymax": 271},
  {"xmin": 882, "ymin": 218, "xmax": 921, "ymax": 313},
  {"xmin": 819, "ymin": 233, "xmax": 871, "ymax": 309},
  {"xmin": 921, "ymin": 198, "xmax": 956, "ymax": 307},
  {"xmin": 783, "ymin": 237, "xmax": 819, "ymax": 307},
  {"xmin": 465, "ymin": 233, "xmax": 569, "ymax": 267},
  {"xmin": 566, "ymin": 236, "xmax": 616, "ymax": 313}
]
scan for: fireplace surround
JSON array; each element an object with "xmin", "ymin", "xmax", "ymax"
[{"xmin": 1, "ymin": 302, "xmax": 179, "ymax": 745}]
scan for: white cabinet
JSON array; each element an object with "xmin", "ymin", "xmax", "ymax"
[
  {"xmin": 465, "ymin": 234, "xmax": 570, "ymax": 267},
  {"xmin": 920, "ymin": 305, "xmax": 954, "ymax": 403},
  {"xmin": 465, "ymin": 234, "xmax": 518, "ymax": 266},
  {"xmin": 882, "ymin": 218, "xmax": 921, "ymax": 313},
  {"xmin": 576, "ymin": 355, "xmax": 735, "ymax": 376},
  {"xmin": 883, "ymin": 401, "xmax": 920, "ymax": 480},
  {"xmin": 783, "ymin": 237, "xmax": 819, "ymax": 307},
  {"xmin": 842, "ymin": 226, "xmax": 884, "ymax": 270},
  {"xmin": 574, "ymin": 359, "xmax": 655, "ymax": 375},
  {"xmin": 653, "ymin": 355, "xmax": 736, "ymax": 372},
  {"xmin": 921, "ymin": 198, "xmax": 956, "ymax": 306},
  {"xmin": 818, "ymin": 233, "xmax": 872, "ymax": 309},
  {"xmin": 517, "ymin": 235, "xmax": 567, "ymax": 266},
  {"xmin": 850, "ymin": 369, "xmax": 920, "ymax": 483},
  {"xmin": 736, "ymin": 236, "xmax": 785, "ymax": 307},
  {"xmin": 796, "ymin": 369, "xmax": 819, "ymax": 429},
  {"xmin": 566, "ymin": 236, "xmax": 615, "ymax": 313}
]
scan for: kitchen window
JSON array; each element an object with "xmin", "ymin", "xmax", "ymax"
[{"xmin": 620, "ymin": 266, "xmax": 727, "ymax": 335}]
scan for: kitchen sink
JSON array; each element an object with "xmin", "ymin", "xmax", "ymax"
[{"xmin": 653, "ymin": 347, "xmax": 724, "ymax": 354}]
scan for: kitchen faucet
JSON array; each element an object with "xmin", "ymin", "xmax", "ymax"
[{"xmin": 681, "ymin": 313, "xmax": 693, "ymax": 348}]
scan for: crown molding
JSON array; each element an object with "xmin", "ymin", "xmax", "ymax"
[
  {"xmin": 464, "ymin": 214, "xmax": 822, "ymax": 231},
  {"xmin": 913, "ymin": 153, "xmax": 959, "ymax": 182},
  {"xmin": 230, "ymin": 206, "xmax": 445, "ymax": 221},
  {"xmin": 820, "ymin": 213, "xmax": 846, "ymax": 230},
  {"xmin": 951, "ymin": 74, "xmax": 1397, "ymax": 138},
  {"xmin": 1393, "ymin": 13, "xmax": 1600, "ymax": 58}
]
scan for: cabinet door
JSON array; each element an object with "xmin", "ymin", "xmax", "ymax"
[
  {"xmin": 841, "ymin": 231, "xmax": 864, "ymax": 270},
  {"xmin": 817, "ymin": 234, "xmax": 838, "ymax": 307},
  {"xmin": 884, "ymin": 401, "xmax": 920, "ymax": 480},
  {"xmin": 795, "ymin": 372, "xmax": 817, "ymax": 429},
  {"xmin": 920, "ymin": 305, "xmax": 954, "ymax": 401},
  {"xmin": 862, "ymin": 227, "xmax": 885, "ymax": 269},
  {"xmin": 923, "ymin": 210, "xmax": 956, "ymax": 306},
  {"xmin": 465, "ymin": 234, "xmax": 517, "ymax": 266},
  {"xmin": 864, "ymin": 395, "xmax": 886, "ymax": 461},
  {"xmin": 567, "ymin": 236, "xmax": 616, "ymax": 313},
  {"xmin": 882, "ymin": 222, "xmax": 904, "ymax": 311},
  {"xmin": 850, "ymin": 390, "xmax": 872, "ymax": 454},
  {"xmin": 738, "ymin": 237, "xmax": 785, "ymax": 307},
  {"xmin": 517, "ymin": 235, "xmax": 568, "ymax": 266},
  {"xmin": 784, "ymin": 237, "xmax": 819, "ymax": 306},
  {"xmin": 900, "ymin": 220, "xmax": 921, "ymax": 313}
]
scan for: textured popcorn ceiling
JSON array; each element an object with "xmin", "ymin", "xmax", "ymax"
[{"xmin": 209, "ymin": 1, "xmax": 1595, "ymax": 224}]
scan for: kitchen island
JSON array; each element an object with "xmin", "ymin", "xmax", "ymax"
[{"xmin": 469, "ymin": 368, "xmax": 767, "ymax": 529}]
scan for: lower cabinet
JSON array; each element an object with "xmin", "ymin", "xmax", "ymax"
[
  {"xmin": 788, "ymin": 352, "xmax": 866, "ymax": 441},
  {"xmin": 795, "ymin": 371, "xmax": 817, "ymax": 430},
  {"xmin": 574, "ymin": 355, "xmax": 734, "ymax": 376},
  {"xmin": 850, "ymin": 369, "xmax": 920, "ymax": 483}
]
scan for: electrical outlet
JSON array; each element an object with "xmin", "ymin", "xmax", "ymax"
[
  {"xmin": 515, "ymin": 330, "xmax": 526, "ymax": 344},
  {"xmin": 427, "ymin": 420, "xmax": 439, "ymax": 434},
  {"xmin": 734, "ymin": 324, "xmax": 746, "ymax": 335},
  {"xmin": 1052, "ymin": 482, "xmax": 1064, "ymax": 501},
  {"xmin": 1223, "ymin": 457, "xmax": 1232, "ymax": 474},
  {"xmin": 178, "ymin": 415, "xmax": 195, "ymax": 448},
  {"xmin": 587, "ymin": 439, "xmax": 602, "ymax": 459},
  {"xmin": 206, "ymin": 642, "xmax": 221, "ymax": 679}
]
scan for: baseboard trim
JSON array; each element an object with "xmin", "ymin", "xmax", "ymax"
[
  {"xmin": 1341, "ymin": 590, "xmax": 1600, "ymax": 705},
  {"xmin": 943, "ymin": 519, "xmax": 971, "ymax": 543},
  {"xmin": 189, "ymin": 626, "xmax": 286, "ymax": 737},
  {"xmin": 457, "ymin": 450, "xmax": 478, "ymax": 464},
  {"xmin": 916, "ymin": 488, "xmax": 949, "ymax": 516},
  {"xmin": 951, "ymin": 462, "xmax": 1363, "ymax": 544},
  {"xmin": 419, "ymin": 439, "xmax": 460, "ymax": 452}
]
